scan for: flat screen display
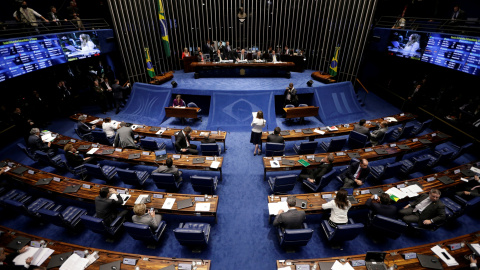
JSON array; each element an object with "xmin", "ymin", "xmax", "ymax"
[
  {"xmin": 57, "ymin": 32, "xmax": 101, "ymax": 61},
  {"xmin": 387, "ymin": 30, "xmax": 428, "ymax": 60}
]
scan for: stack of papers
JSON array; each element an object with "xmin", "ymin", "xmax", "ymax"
[
  {"xmin": 162, "ymin": 198, "xmax": 176, "ymax": 209},
  {"xmin": 41, "ymin": 133, "xmax": 56, "ymax": 142},
  {"xmin": 199, "ymin": 132, "xmax": 210, "ymax": 137},
  {"xmin": 470, "ymin": 166, "xmax": 480, "ymax": 174},
  {"xmin": 59, "ymin": 253, "xmax": 89, "ymax": 270},
  {"xmin": 384, "ymin": 117, "xmax": 398, "ymax": 122},
  {"xmin": 268, "ymin": 202, "xmax": 289, "ymax": 215},
  {"xmin": 86, "ymin": 148, "xmax": 99, "ymax": 155},
  {"xmin": 270, "ymin": 160, "xmax": 281, "ymax": 168},
  {"xmin": 313, "ymin": 128, "xmax": 325, "ymax": 135},
  {"xmin": 89, "ymin": 119, "xmax": 100, "ymax": 125},
  {"xmin": 210, "ymin": 161, "xmax": 220, "ymax": 169},
  {"xmin": 134, "ymin": 194, "xmax": 150, "ymax": 204},
  {"xmin": 431, "ymin": 245, "xmax": 459, "ymax": 267},
  {"xmin": 13, "ymin": 247, "xmax": 54, "ymax": 267},
  {"xmin": 195, "ymin": 203, "xmax": 211, "ymax": 211},
  {"xmin": 331, "ymin": 260, "xmax": 354, "ymax": 270},
  {"xmin": 109, "ymin": 194, "xmax": 130, "ymax": 205},
  {"xmin": 385, "ymin": 187, "xmax": 407, "ymax": 201},
  {"xmin": 326, "ymin": 126, "xmax": 339, "ymax": 131},
  {"xmin": 400, "ymin": 184, "xmax": 423, "ymax": 198}
]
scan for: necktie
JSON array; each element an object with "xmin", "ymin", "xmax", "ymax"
[
  {"xmin": 241, "ymin": 54, "xmax": 244, "ymax": 60},
  {"xmin": 355, "ymin": 168, "xmax": 362, "ymax": 179}
]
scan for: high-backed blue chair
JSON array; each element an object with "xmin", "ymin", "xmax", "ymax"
[
  {"xmin": 201, "ymin": 143, "xmax": 221, "ymax": 156},
  {"xmin": 116, "ymin": 168, "xmax": 149, "ymax": 186},
  {"xmin": 171, "ymin": 135, "xmax": 180, "ymax": 153},
  {"xmin": 83, "ymin": 163, "xmax": 117, "ymax": 182},
  {"xmin": 268, "ymin": 174, "xmax": 297, "ymax": 194},
  {"xmin": 411, "ymin": 119, "xmax": 432, "ymax": 135},
  {"xmin": 35, "ymin": 150, "xmax": 64, "ymax": 168},
  {"xmin": 435, "ymin": 142, "xmax": 472, "ymax": 162},
  {"xmin": 441, "ymin": 197, "xmax": 464, "ymax": 219},
  {"xmin": 390, "ymin": 124, "xmax": 415, "ymax": 141},
  {"xmin": 347, "ymin": 131, "xmax": 368, "ymax": 149},
  {"xmin": 321, "ymin": 218, "xmax": 364, "ymax": 248},
  {"xmin": 59, "ymin": 155, "xmax": 87, "ymax": 179},
  {"xmin": 173, "ymin": 222, "xmax": 211, "ymax": 250},
  {"xmin": 320, "ymin": 138, "xmax": 346, "ymax": 152},
  {"xmin": 80, "ymin": 214, "xmax": 125, "ymax": 242},
  {"xmin": 38, "ymin": 206, "xmax": 87, "ymax": 230},
  {"xmin": 265, "ymin": 142, "xmax": 285, "ymax": 157},
  {"xmin": 91, "ymin": 130, "xmax": 112, "ymax": 145},
  {"xmin": 4, "ymin": 197, "xmax": 55, "ymax": 219},
  {"xmin": 124, "ymin": 221, "xmax": 167, "ymax": 248},
  {"xmin": 277, "ymin": 223, "xmax": 314, "ymax": 250},
  {"xmin": 0, "ymin": 189, "xmax": 28, "ymax": 206},
  {"xmin": 187, "ymin": 102, "xmax": 202, "ymax": 121},
  {"xmin": 303, "ymin": 169, "xmax": 337, "ymax": 192},
  {"xmin": 74, "ymin": 123, "xmax": 92, "ymax": 141},
  {"xmin": 367, "ymin": 214, "xmax": 408, "ymax": 239},
  {"xmin": 293, "ymin": 141, "xmax": 317, "ymax": 155},
  {"xmin": 369, "ymin": 161, "xmax": 403, "ymax": 182},
  {"xmin": 140, "ymin": 139, "xmax": 166, "ymax": 151},
  {"xmin": 190, "ymin": 175, "xmax": 218, "ymax": 194},
  {"xmin": 151, "ymin": 173, "xmax": 183, "ymax": 191},
  {"xmin": 381, "ymin": 129, "xmax": 396, "ymax": 144},
  {"xmin": 453, "ymin": 195, "xmax": 480, "ymax": 213},
  {"xmin": 17, "ymin": 143, "xmax": 38, "ymax": 162},
  {"xmin": 399, "ymin": 155, "xmax": 431, "ymax": 175},
  {"xmin": 416, "ymin": 149, "xmax": 455, "ymax": 169}
]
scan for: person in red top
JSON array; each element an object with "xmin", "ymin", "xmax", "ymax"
[{"xmin": 181, "ymin": 48, "xmax": 191, "ymax": 59}]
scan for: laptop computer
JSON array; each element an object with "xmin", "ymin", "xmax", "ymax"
[
  {"xmin": 57, "ymin": 139, "xmax": 70, "ymax": 145},
  {"xmin": 282, "ymin": 159, "xmax": 295, "ymax": 166},
  {"xmin": 302, "ymin": 129, "xmax": 313, "ymax": 134},
  {"xmin": 177, "ymin": 199, "xmax": 194, "ymax": 210},
  {"xmin": 155, "ymin": 149, "xmax": 168, "ymax": 161},
  {"xmin": 63, "ymin": 185, "xmax": 81, "ymax": 194},
  {"xmin": 102, "ymin": 149, "xmax": 115, "ymax": 155},
  {"xmin": 374, "ymin": 149, "xmax": 388, "ymax": 155},
  {"xmin": 417, "ymin": 254, "xmax": 443, "ymax": 270},
  {"xmin": 78, "ymin": 144, "xmax": 91, "ymax": 150},
  {"xmin": 397, "ymin": 144, "xmax": 411, "ymax": 150},
  {"xmin": 128, "ymin": 153, "xmax": 141, "ymax": 159},
  {"xmin": 344, "ymin": 188, "xmax": 358, "ymax": 204},
  {"xmin": 438, "ymin": 176, "xmax": 454, "ymax": 185},
  {"xmin": 47, "ymin": 252, "xmax": 73, "ymax": 269},
  {"xmin": 192, "ymin": 157, "xmax": 205, "ymax": 164},
  {"xmin": 99, "ymin": 260, "xmax": 122, "ymax": 270},
  {"xmin": 35, "ymin": 178, "xmax": 53, "ymax": 186},
  {"xmin": 295, "ymin": 198, "xmax": 307, "ymax": 209},
  {"xmin": 6, "ymin": 236, "xmax": 30, "ymax": 250},
  {"xmin": 159, "ymin": 265, "xmax": 176, "ymax": 270},
  {"xmin": 280, "ymin": 131, "xmax": 291, "ymax": 136},
  {"xmin": 461, "ymin": 169, "xmax": 475, "ymax": 177},
  {"xmin": 365, "ymin": 251, "xmax": 388, "ymax": 270},
  {"xmin": 348, "ymin": 152, "xmax": 361, "ymax": 159},
  {"xmin": 11, "ymin": 166, "xmax": 28, "ymax": 175},
  {"xmin": 419, "ymin": 139, "xmax": 432, "ymax": 144}
]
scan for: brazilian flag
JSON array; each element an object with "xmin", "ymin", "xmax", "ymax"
[
  {"xmin": 145, "ymin": 48, "xmax": 155, "ymax": 78},
  {"xmin": 158, "ymin": 0, "xmax": 171, "ymax": 57},
  {"xmin": 329, "ymin": 46, "xmax": 340, "ymax": 77}
]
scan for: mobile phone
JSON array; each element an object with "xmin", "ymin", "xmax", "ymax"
[
  {"xmin": 373, "ymin": 194, "xmax": 378, "ymax": 200},
  {"xmin": 150, "ymin": 208, "xmax": 154, "ymax": 212}
]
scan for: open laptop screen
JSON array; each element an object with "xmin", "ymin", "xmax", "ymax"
[{"xmin": 365, "ymin": 251, "xmax": 387, "ymax": 262}]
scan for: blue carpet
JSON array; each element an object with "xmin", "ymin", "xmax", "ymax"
[{"xmin": 0, "ymin": 74, "xmax": 478, "ymax": 270}]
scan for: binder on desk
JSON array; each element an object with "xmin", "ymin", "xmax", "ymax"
[
  {"xmin": 63, "ymin": 185, "xmax": 81, "ymax": 193},
  {"xmin": 35, "ymin": 178, "xmax": 53, "ymax": 186},
  {"xmin": 78, "ymin": 144, "xmax": 91, "ymax": 150},
  {"xmin": 102, "ymin": 149, "xmax": 115, "ymax": 155},
  {"xmin": 11, "ymin": 166, "xmax": 28, "ymax": 175},
  {"xmin": 47, "ymin": 251, "xmax": 73, "ymax": 269}
]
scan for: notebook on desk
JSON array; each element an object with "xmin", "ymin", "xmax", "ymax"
[
  {"xmin": 281, "ymin": 159, "xmax": 295, "ymax": 166},
  {"xmin": 177, "ymin": 199, "xmax": 194, "ymax": 210},
  {"xmin": 365, "ymin": 251, "xmax": 388, "ymax": 270},
  {"xmin": 280, "ymin": 131, "xmax": 290, "ymax": 136},
  {"xmin": 302, "ymin": 129, "xmax": 313, "ymax": 134},
  {"xmin": 102, "ymin": 149, "xmax": 115, "ymax": 155},
  {"xmin": 47, "ymin": 251, "xmax": 73, "ymax": 269},
  {"xmin": 155, "ymin": 149, "xmax": 167, "ymax": 161},
  {"xmin": 35, "ymin": 178, "xmax": 53, "ymax": 186},
  {"xmin": 6, "ymin": 236, "xmax": 30, "ymax": 250},
  {"xmin": 78, "ymin": 144, "xmax": 91, "ymax": 150},
  {"xmin": 193, "ymin": 157, "xmax": 205, "ymax": 164},
  {"xmin": 417, "ymin": 254, "xmax": 443, "ymax": 270},
  {"xmin": 99, "ymin": 260, "xmax": 122, "ymax": 270},
  {"xmin": 11, "ymin": 166, "xmax": 28, "ymax": 175},
  {"xmin": 128, "ymin": 153, "xmax": 141, "ymax": 159}
]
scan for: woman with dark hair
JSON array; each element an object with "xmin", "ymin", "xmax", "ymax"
[
  {"xmin": 250, "ymin": 110, "xmax": 266, "ymax": 156},
  {"xmin": 173, "ymin": 94, "xmax": 185, "ymax": 107},
  {"xmin": 321, "ymin": 189, "xmax": 351, "ymax": 228}
]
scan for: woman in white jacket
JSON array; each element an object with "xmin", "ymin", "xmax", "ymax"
[
  {"xmin": 250, "ymin": 110, "xmax": 266, "ymax": 156},
  {"xmin": 322, "ymin": 189, "xmax": 351, "ymax": 228}
]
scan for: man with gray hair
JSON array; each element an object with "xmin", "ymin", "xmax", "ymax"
[
  {"xmin": 299, "ymin": 153, "xmax": 334, "ymax": 185},
  {"xmin": 273, "ymin": 196, "xmax": 306, "ymax": 229},
  {"xmin": 77, "ymin": 115, "xmax": 95, "ymax": 141},
  {"xmin": 114, "ymin": 122, "xmax": 137, "ymax": 149},
  {"xmin": 27, "ymin": 128, "xmax": 56, "ymax": 156},
  {"xmin": 398, "ymin": 188, "xmax": 446, "ymax": 227}
]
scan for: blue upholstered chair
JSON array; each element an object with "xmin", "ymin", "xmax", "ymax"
[
  {"xmin": 83, "ymin": 163, "xmax": 117, "ymax": 182},
  {"xmin": 347, "ymin": 131, "xmax": 368, "ymax": 149},
  {"xmin": 411, "ymin": 119, "xmax": 432, "ymax": 136},
  {"xmin": 321, "ymin": 218, "xmax": 364, "ymax": 248},
  {"xmin": 0, "ymin": 189, "xmax": 29, "ymax": 206},
  {"xmin": 35, "ymin": 150, "xmax": 64, "ymax": 168},
  {"xmin": 140, "ymin": 139, "xmax": 166, "ymax": 151},
  {"xmin": 124, "ymin": 221, "xmax": 167, "ymax": 248},
  {"xmin": 74, "ymin": 123, "xmax": 91, "ymax": 141},
  {"xmin": 441, "ymin": 197, "xmax": 464, "ymax": 219},
  {"xmin": 367, "ymin": 214, "xmax": 407, "ymax": 239},
  {"xmin": 171, "ymin": 135, "xmax": 180, "ymax": 154},
  {"xmin": 390, "ymin": 124, "xmax": 415, "ymax": 141},
  {"xmin": 293, "ymin": 141, "xmax": 318, "ymax": 155},
  {"xmin": 17, "ymin": 143, "xmax": 37, "ymax": 162},
  {"xmin": 4, "ymin": 197, "xmax": 55, "ymax": 219},
  {"xmin": 201, "ymin": 143, "xmax": 221, "ymax": 156},
  {"xmin": 277, "ymin": 223, "xmax": 314, "ymax": 250},
  {"xmin": 399, "ymin": 155, "xmax": 431, "ymax": 175},
  {"xmin": 265, "ymin": 142, "xmax": 285, "ymax": 157},
  {"xmin": 267, "ymin": 174, "xmax": 297, "ymax": 194},
  {"xmin": 320, "ymin": 138, "xmax": 346, "ymax": 153},
  {"xmin": 59, "ymin": 155, "xmax": 87, "ymax": 179},
  {"xmin": 303, "ymin": 169, "xmax": 337, "ymax": 192},
  {"xmin": 369, "ymin": 161, "xmax": 403, "ymax": 182},
  {"xmin": 191, "ymin": 175, "xmax": 218, "ymax": 194},
  {"xmin": 435, "ymin": 142, "xmax": 473, "ymax": 162},
  {"xmin": 453, "ymin": 195, "xmax": 480, "ymax": 213},
  {"xmin": 173, "ymin": 222, "xmax": 211, "ymax": 250},
  {"xmin": 80, "ymin": 214, "xmax": 125, "ymax": 242},
  {"xmin": 38, "ymin": 206, "xmax": 87, "ymax": 230},
  {"xmin": 91, "ymin": 130, "xmax": 112, "ymax": 145},
  {"xmin": 415, "ymin": 149, "xmax": 455, "ymax": 169},
  {"xmin": 187, "ymin": 102, "xmax": 202, "ymax": 121},
  {"xmin": 151, "ymin": 173, "xmax": 183, "ymax": 191},
  {"xmin": 116, "ymin": 168, "xmax": 149, "ymax": 186}
]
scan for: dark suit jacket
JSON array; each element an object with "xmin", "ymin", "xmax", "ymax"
[
  {"xmin": 410, "ymin": 194, "xmax": 446, "ymax": 224},
  {"xmin": 112, "ymin": 83, "xmax": 128, "ymax": 99},
  {"xmin": 253, "ymin": 54, "xmax": 263, "ymax": 60},
  {"xmin": 65, "ymin": 150, "xmax": 85, "ymax": 167},
  {"xmin": 223, "ymin": 46, "xmax": 232, "ymax": 58},
  {"xmin": 309, "ymin": 162, "xmax": 333, "ymax": 184},
  {"xmin": 269, "ymin": 53, "xmax": 281, "ymax": 62},
  {"xmin": 27, "ymin": 134, "xmax": 48, "ymax": 154},
  {"xmin": 175, "ymin": 131, "xmax": 191, "ymax": 151},
  {"xmin": 272, "ymin": 208, "xmax": 306, "ymax": 229},
  {"xmin": 267, "ymin": 134, "xmax": 284, "ymax": 143},
  {"xmin": 95, "ymin": 194, "xmax": 124, "ymax": 225},
  {"xmin": 213, "ymin": 53, "xmax": 225, "ymax": 62},
  {"xmin": 365, "ymin": 198, "xmax": 397, "ymax": 219},
  {"xmin": 77, "ymin": 121, "xmax": 92, "ymax": 135},
  {"xmin": 343, "ymin": 161, "xmax": 371, "ymax": 182},
  {"xmin": 370, "ymin": 127, "xmax": 388, "ymax": 146},
  {"xmin": 353, "ymin": 124, "xmax": 369, "ymax": 137}
]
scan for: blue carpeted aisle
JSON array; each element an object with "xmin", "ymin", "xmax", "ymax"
[{"xmin": 0, "ymin": 73, "xmax": 478, "ymax": 269}]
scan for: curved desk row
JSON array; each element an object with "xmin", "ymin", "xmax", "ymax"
[
  {"xmin": 263, "ymin": 131, "xmax": 450, "ymax": 180},
  {"xmin": 70, "ymin": 113, "xmax": 228, "ymax": 150},
  {"xmin": 191, "ymin": 61, "xmax": 295, "ymax": 78},
  {"xmin": 277, "ymin": 230, "xmax": 480, "ymax": 269},
  {"xmin": 0, "ymin": 225, "xmax": 211, "ymax": 269},
  {"xmin": 2, "ymin": 159, "xmax": 219, "ymax": 219}
]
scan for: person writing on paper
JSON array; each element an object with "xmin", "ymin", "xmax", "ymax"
[
  {"xmin": 251, "ymin": 110, "xmax": 266, "ymax": 156},
  {"xmin": 299, "ymin": 153, "xmax": 334, "ymax": 185},
  {"xmin": 64, "ymin": 143, "xmax": 94, "ymax": 167},
  {"xmin": 153, "ymin": 157, "xmax": 183, "ymax": 183},
  {"xmin": 132, "ymin": 203, "xmax": 162, "ymax": 229},
  {"xmin": 322, "ymin": 189, "xmax": 351, "ymax": 228},
  {"xmin": 365, "ymin": 193, "xmax": 397, "ymax": 219},
  {"xmin": 173, "ymin": 95, "xmax": 185, "ymax": 107},
  {"xmin": 0, "ymin": 246, "xmax": 43, "ymax": 270},
  {"xmin": 273, "ymin": 196, "xmax": 305, "ymax": 229},
  {"xmin": 95, "ymin": 187, "xmax": 129, "ymax": 225},
  {"xmin": 398, "ymin": 188, "xmax": 446, "ymax": 227},
  {"xmin": 27, "ymin": 128, "xmax": 56, "ymax": 157},
  {"xmin": 175, "ymin": 126, "xmax": 198, "ymax": 155},
  {"xmin": 267, "ymin": 127, "xmax": 284, "ymax": 143},
  {"xmin": 340, "ymin": 158, "xmax": 370, "ymax": 188}
]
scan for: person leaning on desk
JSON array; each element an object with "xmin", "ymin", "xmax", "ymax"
[{"xmin": 0, "ymin": 246, "xmax": 45, "ymax": 270}]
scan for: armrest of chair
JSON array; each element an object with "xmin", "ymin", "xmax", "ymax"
[
  {"xmin": 452, "ymin": 195, "xmax": 468, "ymax": 206},
  {"xmin": 109, "ymin": 215, "xmax": 124, "ymax": 227},
  {"xmin": 52, "ymin": 205, "xmax": 63, "ymax": 212},
  {"xmin": 178, "ymin": 222, "xmax": 184, "ymax": 228},
  {"xmin": 155, "ymin": 220, "xmax": 167, "ymax": 234},
  {"xmin": 302, "ymin": 223, "xmax": 309, "ymax": 229},
  {"xmin": 347, "ymin": 218, "xmax": 356, "ymax": 224},
  {"xmin": 18, "ymin": 195, "xmax": 32, "ymax": 204}
]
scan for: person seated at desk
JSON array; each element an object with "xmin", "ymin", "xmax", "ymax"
[
  {"xmin": 132, "ymin": 203, "xmax": 162, "ymax": 230},
  {"xmin": 299, "ymin": 153, "xmax": 334, "ymax": 185},
  {"xmin": 113, "ymin": 121, "xmax": 138, "ymax": 149},
  {"xmin": 353, "ymin": 119, "xmax": 369, "ymax": 137},
  {"xmin": 269, "ymin": 50, "xmax": 281, "ymax": 62},
  {"xmin": 173, "ymin": 95, "xmax": 185, "ymax": 107},
  {"xmin": 197, "ymin": 51, "xmax": 205, "ymax": 62},
  {"xmin": 213, "ymin": 49, "xmax": 225, "ymax": 62},
  {"xmin": 267, "ymin": 127, "xmax": 285, "ymax": 143},
  {"xmin": 95, "ymin": 187, "xmax": 129, "ymax": 225},
  {"xmin": 370, "ymin": 121, "xmax": 388, "ymax": 146},
  {"xmin": 102, "ymin": 117, "xmax": 118, "ymax": 144},
  {"xmin": 322, "ymin": 189, "xmax": 351, "ymax": 228},
  {"xmin": 456, "ymin": 175, "xmax": 480, "ymax": 199},
  {"xmin": 77, "ymin": 115, "xmax": 96, "ymax": 141},
  {"xmin": 175, "ymin": 126, "xmax": 198, "ymax": 155},
  {"xmin": 253, "ymin": 51, "xmax": 264, "ymax": 61},
  {"xmin": 153, "ymin": 157, "xmax": 183, "ymax": 183},
  {"xmin": 0, "ymin": 246, "xmax": 44, "ymax": 270},
  {"xmin": 365, "ymin": 193, "xmax": 397, "ymax": 219},
  {"xmin": 236, "ymin": 49, "xmax": 247, "ymax": 61},
  {"xmin": 398, "ymin": 188, "xmax": 446, "ymax": 227},
  {"xmin": 27, "ymin": 128, "xmax": 56, "ymax": 156},
  {"xmin": 273, "ymin": 196, "xmax": 306, "ymax": 229},
  {"xmin": 340, "ymin": 158, "xmax": 370, "ymax": 189},
  {"xmin": 64, "ymin": 143, "xmax": 94, "ymax": 167},
  {"xmin": 282, "ymin": 45, "xmax": 292, "ymax": 55},
  {"xmin": 181, "ymin": 47, "xmax": 191, "ymax": 59}
]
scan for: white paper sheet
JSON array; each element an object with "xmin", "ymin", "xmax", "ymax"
[
  {"xmin": 431, "ymin": 245, "xmax": 459, "ymax": 267},
  {"xmin": 313, "ymin": 128, "xmax": 325, "ymax": 135},
  {"xmin": 384, "ymin": 117, "xmax": 398, "ymax": 122},
  {"xmin": 268, "ymin": 202, "xmax": 289, "ymax": 215},
  {"xmin": 210, "ymin": 161, "xmax": 220, "ymax": 169},
  {"xmin": 270, "ymin": 160, "xmax": 281, "ymax": 168},
  {"xmin": 59, "ymin": 253, "xmax": 89, "ymax": 270},
  {"xmin": 86, "ymin": 148, "xmax": 99, "ymax": 155},
  {"xmin": 195, "ymin": 203, "xmax": 211, "ymax": 211},
  {"xmin": 109, "ymin": 194, "xmax": 130, "ymax": 205},
  {"xmin": 385, "ymin": 187, "xmax": 407, "ymax": 199},
  {"xmin": 31, "ymin": 247, "xmax": 54, "ymax": 266},
  {"xmin": 13, "ymin": 247, "xmax": 37, "ymax": 267},
  {"xmin": 162, "ymin": 198, "xmax": 176, "ymax": 209},
  {"xmin": 331, "ymin": 260, "xmax": 354, "ymax": 270},
  {"xmin": 135, "ymin": 194, "xmax": 150, "ymax": 205}
]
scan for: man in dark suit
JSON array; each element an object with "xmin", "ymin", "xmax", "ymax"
[
  {"xmin": 456, "ymin": 175, "xmax": 480, "ymax": 199},
  {"xmin": 27, "ymin": 128, "xmax": 56, "ymax": 156},
  {"xmin": 202, "ymin": 39, "xmax": 212, "ymax": 56},
  {"xmin": 353, "ymin": 119, "xmax": 369, "ymax": 137},
  {"xmin": 64, "ymin": 143, "xmax": 93, "ymax": 167},
  {"xmin": 398, "ymin": 189, "xmax": 446, "ymax": 227},
  {"xmin": 449, "ymin": 5, "xmax": 466, "ymax": 25},
  {"xmin": 223, "ymin": 41, "xmax": 232, "ymax": 58},
  {"xmin": 201, "ymin": 134, "xmax": 216, "ymax": 144},
  {"xmin": 236, "ymin": 49, "xmax": 247, "ymax": 61},
  {"xmin": 273, "ymin": 196, "xmax": 306, "ymax": 229},
  {"xmin": 213, "ymin": 49, "xmax": 224, "ymax": 62},
  {"xmin": 299, "ymin": 153, "xmax": 334, "ymax": 185},
  {"xmin": 95, "ymin": 187, "xmax": 129, "ymax": 225},
  {"xmin": 253, "ymin": 51, "xmax": 263, "ymax": 61},
  {"xmin": 175, "ymin": 126, "xmax": 198, "ymax": 155},
  {"xmin": 196, "ymin": 51, "xmax": 205, "ymax": 62},
  {"xmin": 101, "ymin": 77, "xmax": 115, "ymax": 110},
  {"xmin": 267, "ymin": 127, "xmax": 285, "ymax": 143},
  {"xmin": 112, "ymin": 79, "xmax": 130, "ymax": 114},
  {"xmin": 340, "ymin": 158, "xmax": 371, "ymax": 188},
  {"xmin": 152, "ymin": 157, "xmax": 183, "ymax": 183},
  {"xmin": 365, "ymin": 193, "xmax": 397, "ymax": 219},
  {"xmin": 77, "ymin": 115, "xmax": 95, "ymax": 141},
  {"xmin": 269, "ymin": 50, "xmax": 280, "ymax": 62},
  {"xmin": 282, "ymin": 45, "xmax": 292, "ymax": 55},
  {"xmin": 370, "ymin": 121, "xmax": 388, "ymax": 146}
]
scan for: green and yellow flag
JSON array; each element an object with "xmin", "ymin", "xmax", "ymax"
[
  {"xmin": 145, "ymin": 48, "xmax": 155, "ymax": 78},
  {"xmin": 329, "ymin": 46, "xmax": 340, "ymax": 77},
  {"xmin": 157, "ymin": 0, "xmax": 171, "ymax": 57}
]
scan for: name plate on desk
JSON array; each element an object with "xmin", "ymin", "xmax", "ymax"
[
  {"xmin": 70, "ymin": 139, "xmax": 76, "ymax": 143},
  {"xmin": 206, "ymin": 157, "xmax": 214, "ymax": 161},
  {"xmin": 412, "ymin": 138, "xmax": 418, "ymax": 142},
  {"xmin": 403, "ymin": 253, "xmax": 417, "ymax": 259},
  {"xmin": 82, "ymin": 184, "xmax": 91, "ymax": 189},
  {"xmin": 397, "ymin": 184, "xmax": 406, "ymax": 188},
  {"xmin": 153, "ymin": 194, "xmax": 164, "ymax": 199},
  {"xmin": 360, "ymin": 190, "xmax": 370, "ymax": 194},
  {"xmin": 449, "ymin": 243, "xmax": 462, "ymax": 250},
  {"xmin": 30, "ymin": 241, "xmax": 41, "ymax": 248},
  {"xmin": 427, "ymin": 177, "xmax": 435, "ymax": 182},
  {"xmin": 92, "ymin": 144, "xmax": 98, "ymax": 147},
  {"xmin": 142, "ymin": 151, "xmax": 150, "ymax": 156},
  {"xmin": 364, "ymin": 148, "xmax": 373, "ymax": 152},
  {"xmin": 122, "ymin": 258, "xmax": 137, "ymax": 265},
  {"xmin": 195, "ymin": 197, "xmax": 205, "ymax": 202},
  {"xmin": 172, "ymin": 154, "xmax": 181, "ymax": 160},
  {"xmin": 351, "ymin": 260, "xmax": 365, "ymax": 266},
  {"xmin": 27, "ymin": 170, "xmax": 35, "ymax": 175},
  {"xmin": 390, "ymin": 143, "xmax": 397, "ymax": 147},
  {"xmin": 117, "ymin": 189, "xmax": 126, "ymax": 194},
  {"xmin": 53, "ymin": 177, "xmax": 61, "ymax": 182},
  {"xmin": 322, "ymin": 194, "xmax": 332, "ymax": 199},
  {"xmin": 211, "ymin": 131, "xmax": 218, "ymax": 134},
  {"xmin": 73, "ymin": 250, "xmax": 85, "ymax": 258},
  {"xmin": 336, "ymin": 152, "xmax": 345, "ymax": 156},
  {"xmin": 115, "ymin": 148, "xmax": 122, "ymax": 152},
  {"xmin": 454, "ymin": 169, "xmax": 461, "ymax": 174}
]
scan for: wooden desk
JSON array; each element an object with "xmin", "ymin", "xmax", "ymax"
[
  {"xmin": 280, "ymin": 55, "xmax": 305, "ymax": 72},
  {"xmin": 283, "ymin": 106, "xmax": 319, "ymax": 119},
  {"xmin": 277, "ymin": 230, "xmax": 480, "ymax": 269},
  {"xmin": 50, "ymin": 134, "xmax": 224, "ymax": 180},
  {"xmin": 165, "ymin": 107, "xmax": 201, "ymax": 119},
  {"xmin": 191, "ymin": 61, "xmax": 295, "ymax": 78},
  {"xmin": 70, "ymin": 113, "xmax": 228, "ymax": 150},
  {"xmin": 2, "ymin": 160, "xmax": 219, "ymax": 219},
  {"xmin": 261, "ymin": 113, "xmax": 416, "ymax": 142},
  {"xmin": 148, "ymin": 71, "xmax": 174, "ymax": 85},
  {"xmin": 263, "ymin": 131, "xmax": 450, "ymax": 180},
  {"xmin": 268, "ymin": 161, "xmax": 476, "ymax": 220},
  {"xmin": 0, "ymin": 225, "xmax": 211, "ymax": 270},
  {"xmin": 183, "ymin": 56, "xmax": 197, "ymax": 73},
  {"xmin": 311, "ymin": 71, "xmax": 336, "ymax": 84}
]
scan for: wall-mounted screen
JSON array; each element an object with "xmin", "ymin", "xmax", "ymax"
[
  {"xmin": 387, "ymin": 30, "xmax": 429, "ymax": 60},
  {"xmin": 57, "ymin": 32, "xmax": 101, "ymax": 61}
]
